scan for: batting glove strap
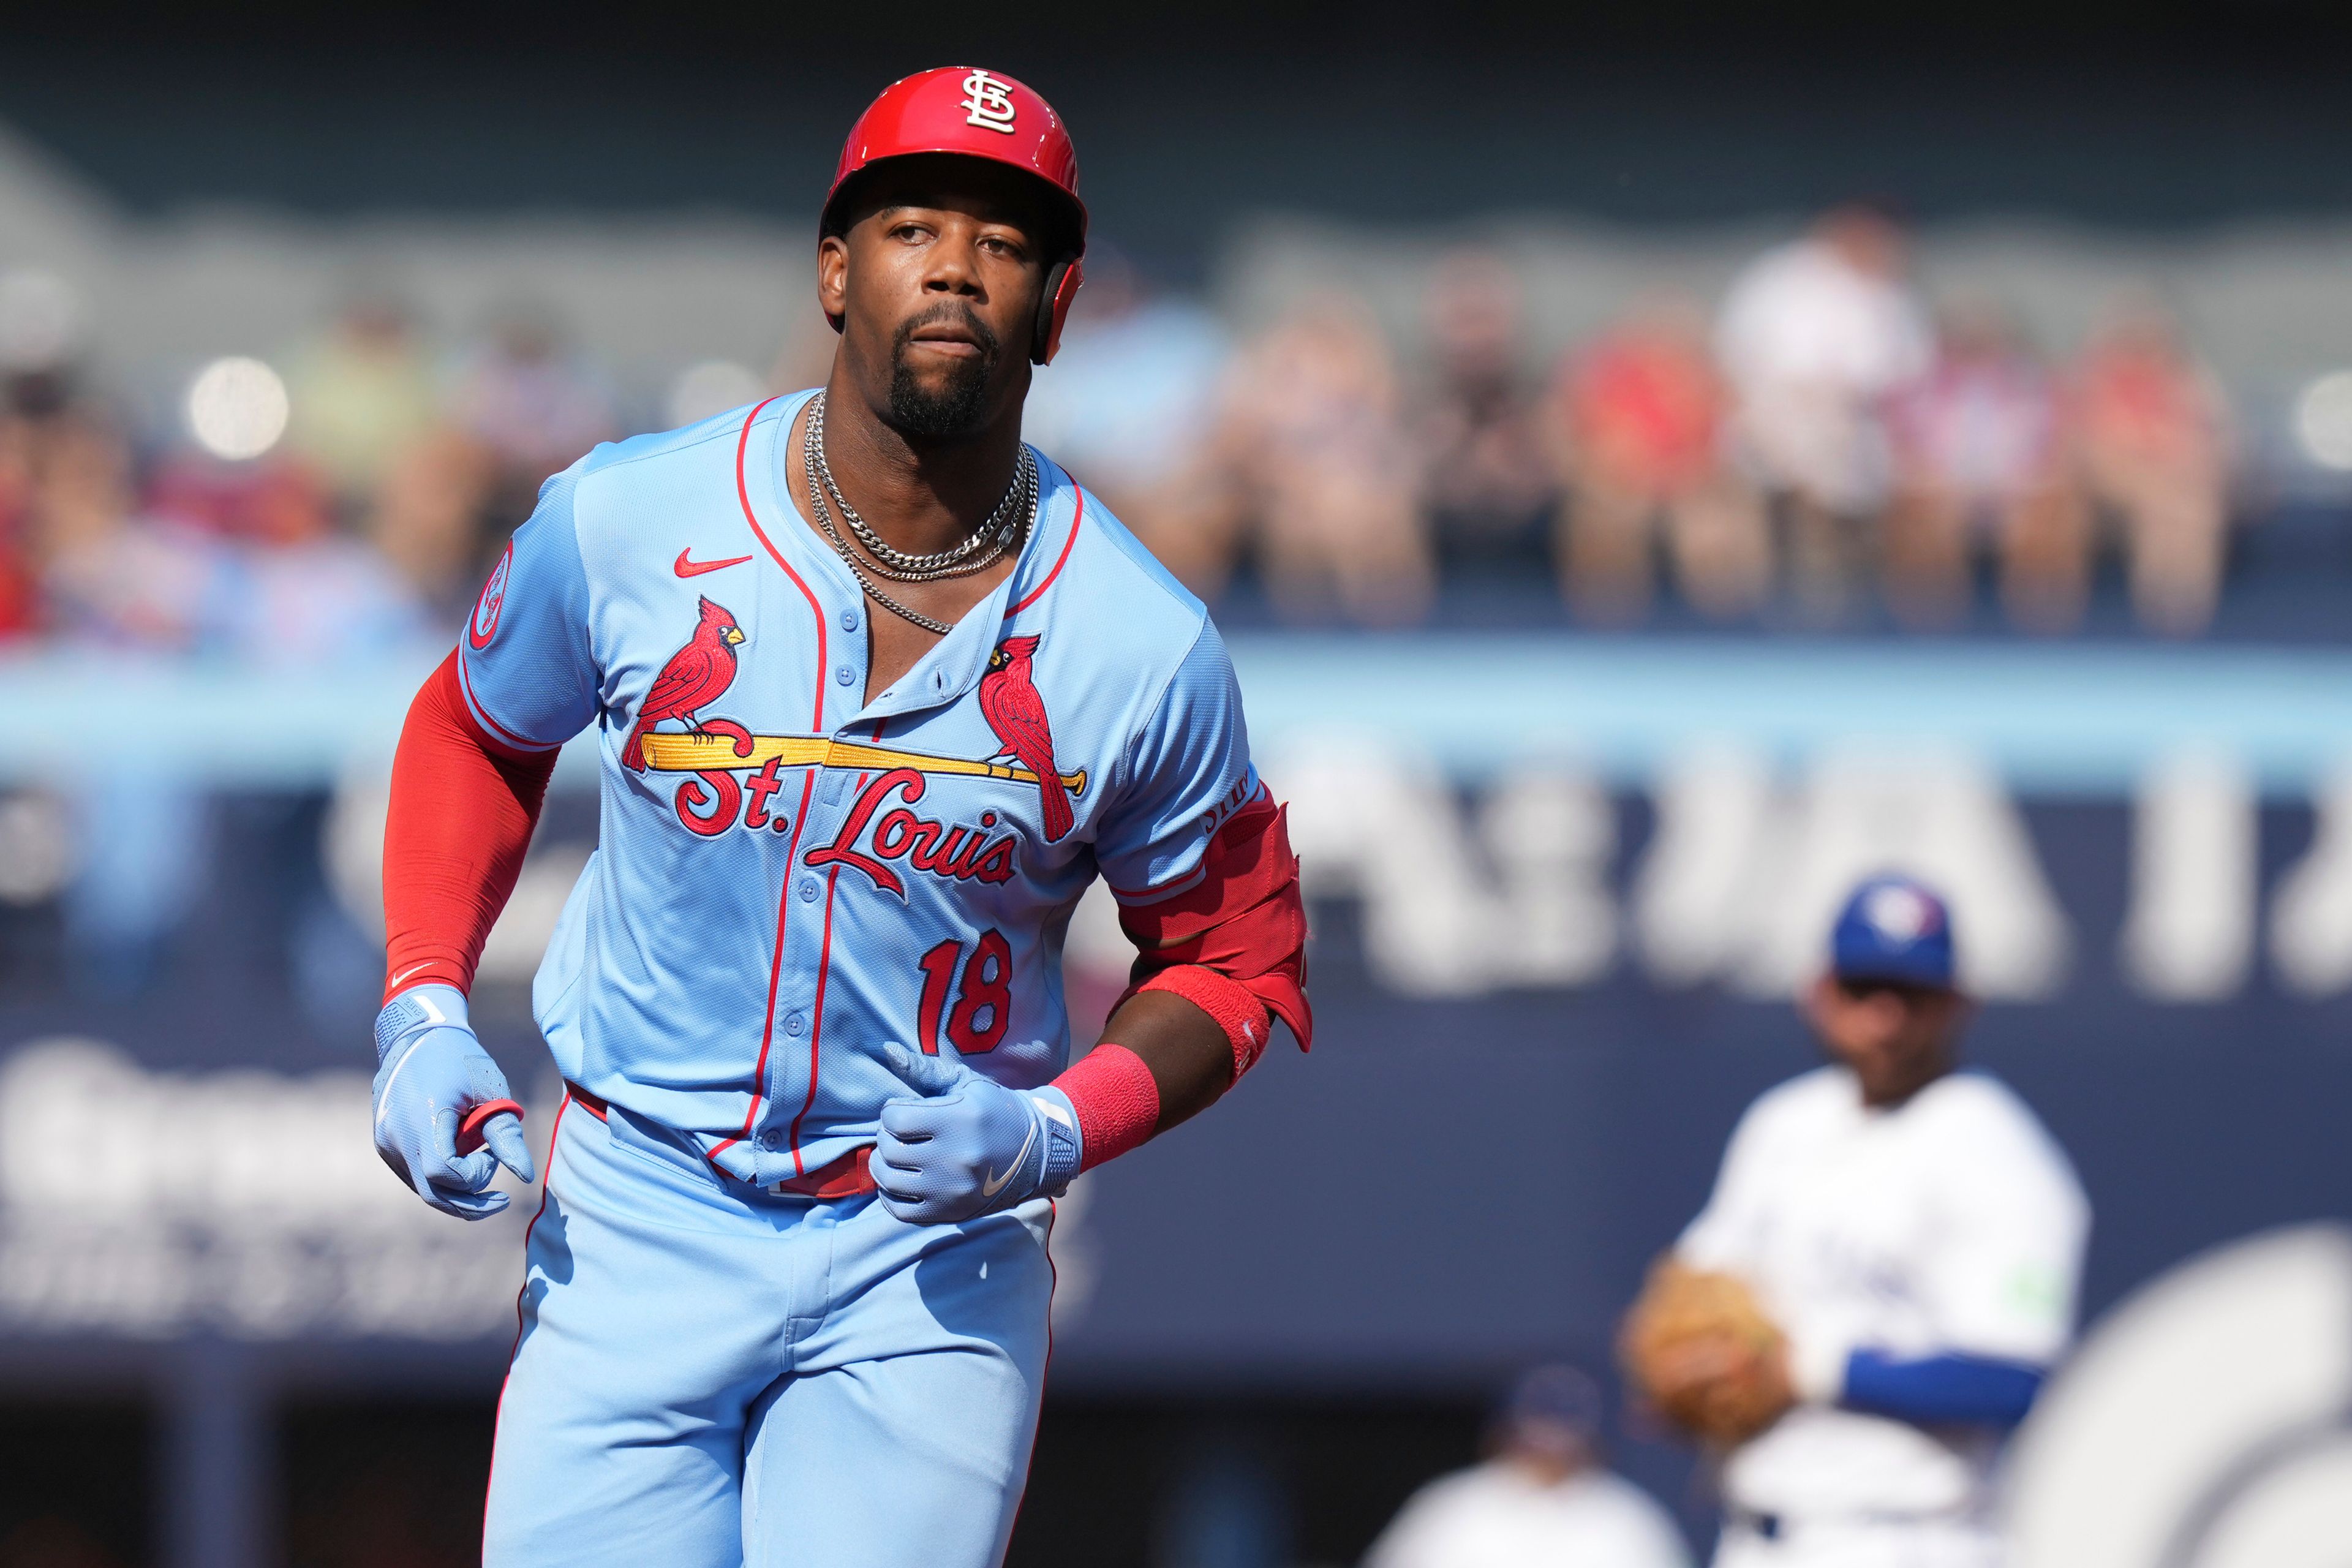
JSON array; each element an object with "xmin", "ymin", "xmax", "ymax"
[
  {"xmin": 1031, "ymin": 1086, "xmax": 1084, "ymax": 1194},
  {"xmin": 374, "ymin": 982, "xmax": 470, "ymax": 1066}
]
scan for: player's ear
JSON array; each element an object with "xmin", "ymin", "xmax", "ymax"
[{"xmin": 818, "ymin": 235, "xmax": 851, "ymax": 334}]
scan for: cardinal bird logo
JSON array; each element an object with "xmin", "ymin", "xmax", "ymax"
[
  {"xmin": 621, "ymin": 596, "xmax": 747, "ymax": 772},
  {"xmin": 979, "ymin": 635, "xmax": 1073, "ymax": 842}
]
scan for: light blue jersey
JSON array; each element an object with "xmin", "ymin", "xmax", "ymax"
[{"xmin": 459, "ymin": 390, "xmax": 1255, "ymax": 1187}]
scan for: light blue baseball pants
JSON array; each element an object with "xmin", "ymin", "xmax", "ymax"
[{"xmin": 481, "ymin": 1093, "xmax": 1055, "ymax": 1567}]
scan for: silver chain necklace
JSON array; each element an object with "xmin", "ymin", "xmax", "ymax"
[
  {"xmin": 809, "ymin": 391, "xmax": 1034, "ymax": 582},
  {"xmin": 801, "ymin": 401, "xmax": 1036, "ymax": 636}
]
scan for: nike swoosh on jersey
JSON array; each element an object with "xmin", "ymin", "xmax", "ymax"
[
  {"xmin": 674, "ymin": 548, "xmax": 754, "ymax": 578},
  {"xmin": 980, "ymin": 1118, "xmax": 1040, "ymax": 1199}
]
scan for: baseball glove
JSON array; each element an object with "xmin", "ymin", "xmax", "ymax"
[{"xmin": 1619, "ymin": 1257, "xmax": 1795, "ymax": 1447}]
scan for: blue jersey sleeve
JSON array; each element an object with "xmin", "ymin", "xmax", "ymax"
[
  {"xmin": 456, "ymin": 465, "xmax": 600, "ymax": 750},
  {"xmin": 1841, "ymin": 1349, "xmax": 2046, "ymax": 1428},
  {"xmin": 1095, "ymin": 617, "xmax": 1258, "ymax": 900}
]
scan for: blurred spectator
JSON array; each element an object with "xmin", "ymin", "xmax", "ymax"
[
  {"xmin": 1022, "ymin": 246, "xmax": 1232, "ymax": 576},
  {"xmin": 1417, "ymin": 251, "xmax": 1555, "ymax": 579},
  {"xmin": 0, "ymin": 270, "xmax": 130, "ymax": 640},
  {"xmin": 371, "ymin": 425, "xmax": 494, "ymax": 614},
  {"xmin": 1717, "ymin": 206, "xmax": 1932, "ymax": 620},
  {"xmin": 282, "ymin": 287, "xmax": 443, "ymax": 511},
  {"xmin": 1551, "ymin": 295, "xmax": 1767, "ymax": 622},
  {"xmin": 1204, "ymin": 296, "xmax": 1433, "ymax": 623},
  {"xmin": 377, "ymin": 302, "xmax": 617, "ymax": 615},
  {"xmin": 1885, "ymin": 300, "xmax": 2077, "ymax": 630},
  {"xmin": 2067, "ymin": 296, "xmax": 2234, "ymax": 635},
  {"xmin": 450, "ymin": 301, "xmax": 617, "ymax": 515},
  {"xmin": 43, "ymin": 439, "xmax": 421, "ymax": 999},
  {"xmin": 48, "ymin": 453, "xmax": 424, "ymax": 665},
  {"xmin": 42, "ymin": 505, "xmax": 226, "ymax": 654},
  {"xmin": 1362, "ymin": 1366, "xmax": 1688, "ymax": 1568}
]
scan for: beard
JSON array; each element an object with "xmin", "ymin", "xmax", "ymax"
[{"xmin": 885, "ymin": 303, "xmax": 1002, "ymax": 440}]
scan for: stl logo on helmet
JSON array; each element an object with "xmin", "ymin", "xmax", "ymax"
[{"xmin": 960, "ymin": 70, "xmax": 1018, "ymax": 134}]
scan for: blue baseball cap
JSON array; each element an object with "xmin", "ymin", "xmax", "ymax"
[
  {"xmin": 1831, "ymin": 874, "xmax": 1956, "ymax": 990},
  {"xmin": 1499, "ymin": 1364, "xmax": 1602, "ymax": 1442}
]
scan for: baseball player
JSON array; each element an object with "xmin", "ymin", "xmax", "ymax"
[
  {"xmin": 366, "ymin": 67, "xmax": 1310, "ymax": 1568},
  {"xmin": 1623, "ymin": 874, "xmax": 2088, "ymax": 1566},
  {"xmin": 1365, "ymin": 1365, "xmax": 1691, "ymax": 1568}
]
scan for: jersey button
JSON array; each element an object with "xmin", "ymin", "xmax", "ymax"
[
  {"xmin": 784, "ymin": 1012, "xmax": 807, "ymax": 1036},
  {"xmin": 834, "ymin": 665, "xmax": 855, "ymax": 685},
  {"xmin": 798, "ymin": 880, "xmax": 820, "ymax": 903},
  {"xmin": 841, "ymin": 609, "xmax": 860, "ymax": 631},
  {"xmin": 757, "ymin": 1130, "xmax": 782, "ymax": 1151}
]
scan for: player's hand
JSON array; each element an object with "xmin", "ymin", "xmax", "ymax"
[
  {"xmin": 372, "ymin": 984, "xmax": 535, "ymax": 1221},
  {"xmin": 872, "ymin": 1044, "xmax": 1082, "ymax": 1225}
]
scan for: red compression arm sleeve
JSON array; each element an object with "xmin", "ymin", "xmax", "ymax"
[{"xmin": 380, "ymin": 651, "xmax": 557, "ymax": 1001}]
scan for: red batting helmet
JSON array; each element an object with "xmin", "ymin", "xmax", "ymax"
[{"xmin": 823, "ymin": 67, "xmax": 1088, "ymax": 364}]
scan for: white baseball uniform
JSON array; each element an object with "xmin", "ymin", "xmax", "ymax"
[
  {"xmin": 1678, "ymin": 1065, "xmax": 2089, "ymax": 1566},
  {"xmin": 1365, "ymin": 1460, "xmax": 1692, "ymax": 1568}
]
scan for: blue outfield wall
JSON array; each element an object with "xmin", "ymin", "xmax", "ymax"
[{"xmin": 0, "ymin": 639, "xmax": 2348, "ymax": 1386}]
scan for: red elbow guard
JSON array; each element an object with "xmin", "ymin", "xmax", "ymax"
[{"xmin": 1117, "ymin": 791, "xmax": 1313, "ymax": 1061}]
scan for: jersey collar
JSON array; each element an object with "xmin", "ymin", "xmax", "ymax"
[
  {"xmin": 757, "ymin": 393, "xmax": 1080, "ymax": 728},
  {"xmin": 854, "ymin": 464, "xmax": 1078, "ymax": 725}
]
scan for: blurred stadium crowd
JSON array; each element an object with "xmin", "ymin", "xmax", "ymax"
[{"xmin": 0, "ymin": 202, "xmax": 2253, "ymax": 665}]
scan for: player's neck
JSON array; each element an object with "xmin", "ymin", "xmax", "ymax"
[
  {"xmin": 816, "ymin": 369, "xmax": 1025, "ymax": 559},
  {"xmin": 1857, "ymin": 1054, "xmax": 1954, "ymax": 1110}
]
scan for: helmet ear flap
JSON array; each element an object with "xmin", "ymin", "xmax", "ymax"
[{"xmin": 1031, "ymin": 257, "xmax": 1084, "ymax": 364}]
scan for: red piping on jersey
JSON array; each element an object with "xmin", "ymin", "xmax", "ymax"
[
  {"xmin": 1104, "ymin": 865, "xmax": 1208, "ymax": 903},
  {"xmin": 734, "ymin": 396, "xmax": 829, "ymax": 733},
  {"xmin": 712, "ymin": 396, "xmax": 835, "ymax": 1162},
  {"xmin": 486, "ymin": 1090, "xmax": 572, "ymax": 1559},
  {"xmin": 782, "ymin": 766, "xmax": 865, "ymax": 1169},
  {"xmin": 710, "ymin": 769, "xmax": 820, "ymax": 1163},
  {"xmin": 785, "ymin": 864, "xmax": 844, "ymax": 1172},
  {"xmin": 1102, "ymin": 784, "xmax": 1270, "ymax": 902},
  {"xmin": 1006, "ymin": 484, "xmax": 1084, "ymax": 616},
  {"xmin": 454, "ymin": 647, "xmax": 552, "ymax": 757}
]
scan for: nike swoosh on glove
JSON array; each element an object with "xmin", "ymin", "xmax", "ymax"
[
  {"xmin": 372, "ymin": 984, "xmax": 535, "ymax": 1220},
  {"xmin": 872, "ymin": 1044, "xmax": 1082, "ymax": 1225}
]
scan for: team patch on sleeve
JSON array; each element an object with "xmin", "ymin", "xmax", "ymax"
[{"xmin": 468, "ymin": 542, "xmax": 514, "ymax": 650}]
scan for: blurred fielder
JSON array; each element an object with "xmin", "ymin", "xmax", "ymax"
[
  {"xmin": 1622, "ymin": 874, "xmax": 2088, "ymax": 1567},
  {"xmin": 1365, "ymin": 1365, "xmax": 1690, "ymax": 1568},
  {"xmin": 365, "ymin": 66, "xmax": 1310, "ymax": 1567}
]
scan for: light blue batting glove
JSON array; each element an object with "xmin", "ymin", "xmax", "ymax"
[
  {"xmin": 872, "ymin": 1044, "xmax": 1082, "ymax": 1224},
  {"xmin": 372, "ymin": 984, "xmax": 535, "ymax": 1220}
]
